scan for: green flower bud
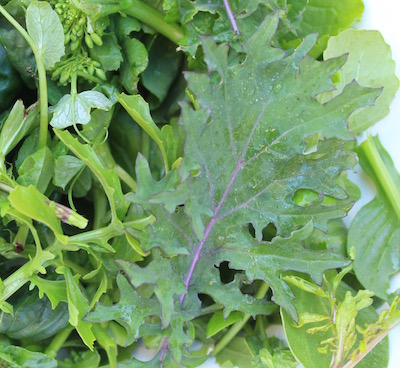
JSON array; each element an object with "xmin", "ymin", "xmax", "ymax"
[
  {"xmin": 90, "ymin": 32, "xmax": 103, "ymax": 46},
  {"xmin": 59, "ymin": 71, "xmax": 70, "ymax": 85},
  {"xmin": 71, "ymin": 39, "xmax": 80, "ymax": 52},
  {"xmin": 64, "ymin": 33, "xmax": 71, "ymax": 45},
  {"xmin": 87, "ymin": 64, "xmax": 95, "ymax": 75},
  {"xmin": 70, "ymin": 33, "xmax": 77, "ymax": 43},
  {"xmin": 84, "ymin": 33, "xmax": 94, "ymax": 49},
  {"xmin": 95, "ymin": 68, "xmax": 106, "ymax": 81}
]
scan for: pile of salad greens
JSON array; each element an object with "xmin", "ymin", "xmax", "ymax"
[{"xmin": 0, "ymin": 0, "xmax": 400, "ymax": 367}]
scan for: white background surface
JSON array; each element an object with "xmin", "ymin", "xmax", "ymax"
[{"xmin": 198, "ymin": 0, "xmax": 400, "ymax": 367}]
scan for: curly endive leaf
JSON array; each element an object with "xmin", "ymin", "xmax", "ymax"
[{"xmin": 123, "ymin": 13, "xmax": 378, "ymax": 360}]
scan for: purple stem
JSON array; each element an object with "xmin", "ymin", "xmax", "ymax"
[
  {"xmin": 223, "ymin": 0, "xmax": 240, "ymax": 34},
  {"xmin": 159, "ymin": 337, "xmax": 169, "ymax": 361}
]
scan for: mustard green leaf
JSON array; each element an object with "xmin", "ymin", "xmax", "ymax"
[{"xmin": 85, "ymin": 273, "xmax": 161, "ymax": 342}]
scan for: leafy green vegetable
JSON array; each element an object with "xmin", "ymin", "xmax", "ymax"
[
  {"xmin": 50, "ymin": 91, "xmax": 113, "ymax": 129},
  {"xmin": 26, "ymin": 0, "xmax": 65, "ymax": 69},
  {"xmin": 0, "ymin": 1, "xmax": 399, "ymax": 367},
  {"xmin": 281, "ymin": 0, "xmax": 364, "ymax": 57},
  {"xmin": 281, "ymin": 273, "xmax": 390, "ymax": 368},
  {"xmin": 348, "ymin": 136, "xmax": 400, "ymax": 300},
  {"xmin": 321, "ymin": 29, "xmax": 399, "ymax": 134}
]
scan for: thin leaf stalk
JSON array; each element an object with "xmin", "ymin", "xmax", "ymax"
[
  {"xmin": 212, "ymin": 282, "xmax": 270, "ymax": 356},
  {"xmin": 44, "ymin": 325, "xmax": 74, "ymax": 358},
  {"xmin": 0, "ymin": 5, "xmax": 48, "ymax": 150},
  {"xmin": 121, "ymin": 0, "xmax": 183, "ymax": 44}
]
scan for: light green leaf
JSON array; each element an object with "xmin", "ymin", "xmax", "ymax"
[
  {"xmin": 17, "ymin": 146, "xmax": 54, "ymax": 193},
  {"xmin": 0, "ymin": 101, "xmax": 39, "ymax": 162},
  {"xmin": 281, "ymin": 0, "xmax": 364, "ymax": 57},
  {"xmin": 120, "ymin": 38, "xmax": 148, "ymax": 94},
  {"xmin": 0, "ymin": 345, "xmax": 57, "ymax": 368},
  {"xmin": 50, "ymin": 91, "xmax": 113, "ymax": 129},
  {"xmin": 60, "ymin": 266, "xmax": 96, "ymax": 350},
  {"xmin": 8, "ymin": 185, "xmax": 68, "ymax": 244},
  {"xmin": 321, "ymin": 29, "xmax": 399, "ymax": 134},
  {"xmin": 206, "ymin": 311, "xmax": 244, "ymax": 338},
  {"xmin": 54, "ymin": 129, "xmax": 129, "ymax": 221},
  {"xmin": 29, "ymin": 274, "xmax": 68, "ymax": 309},
  {"xmin": 26, "ymin": 0, "xmax": 65, "ymax": 69},
  {"xmin": 54, "ymin": 155, "xmax": 84, "ymax": 190},
  {"xmin": 348, "ymin": 136, "xmax": 400, "ymax": 299},
  {"xmin": 216, "ymin": 337, "xmax": 254, "ymax": 367},
  {"xmin": 117, "ymin": 93, "xmax": 170, "ymax": 171},
  {"xmin": 281, "ymin": 278, "xmax": 389, "ymax": 368}
]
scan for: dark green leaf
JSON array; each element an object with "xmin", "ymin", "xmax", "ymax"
[
  {"xmin": 90, "ymin": 34, "xmax": 123, "ymax": 71},
  {"xmin": 85, "ymin": 273, "xmax": 161, "ymax": 343},
  {"xmin": 53, "ymin": 155, "xmax": 84, "ymax": 190},
  {"xmin": 0, "ymin": 291, "xmax": 69, "ymax": 341},
  {"xmin": 17, "ymin": 146, "xmax": 54, "ymax": 192}
]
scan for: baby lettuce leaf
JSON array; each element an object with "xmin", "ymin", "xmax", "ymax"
[
  {"xmin": 348, "ymin": 136, "xmax": 400, "ymax": 300},
  {"xmin": 321, "ymin": 29, "xmax": 399, "ymax": 135},
  {"xmin": 86, "ymin": 14, "xmax": 381, "ymax": 363},
  {"xmin": 26, "ymin": 0, "xmax": 65, "ymax": 69}
]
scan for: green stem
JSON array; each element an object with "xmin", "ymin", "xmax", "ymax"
[
  {"xmin": 361, "ymin": 135, "xmax": 400, "ymax": 221},
  {"xmin": 0, "ymin": 261, "xmax": 34, "ymax": 303},
  {"xmin": 93, "ymin": 186, "xmax": 108, "ymax": 230},
  {"xmin": 0, "ymin": 5, "xmax": 48, "ymax": 150},
  {"xmin": 95, "ymin": 143, "xmax": 137, "ymax": 192},
  {"xmin": 44, "ymin": 325, "xmax": 74, "ymax": 359},
  {"xmin": 212, "ymin": 282, "xmax": 270, "ymax": 356},
  {"xmin": 120, "ymin": 0, "xmax": 184, "ymax": 44}
]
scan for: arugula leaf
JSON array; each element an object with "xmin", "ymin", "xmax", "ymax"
[
  {"xmin": 321, "ymin": 29, "xmax": 399, "ymax": 134},
  {"xmin": 26, "ymin": 0, "xmax": 65, "ymax": 69},
  {"xmin": 348, "ymin": 136, "xmax": 400, "ymax": 300}
]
